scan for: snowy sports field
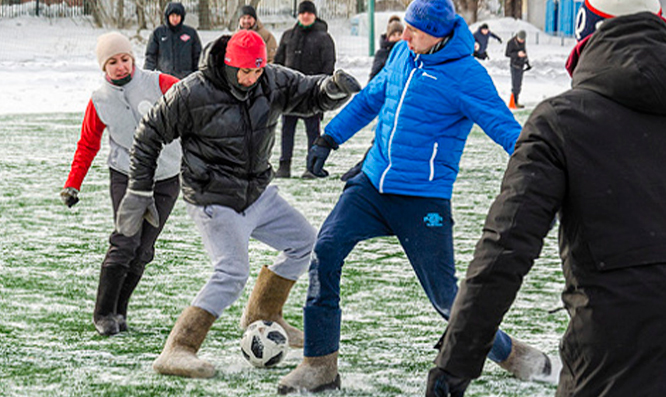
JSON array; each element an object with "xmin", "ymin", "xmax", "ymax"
[{"xmin": 1, "ymin": 15, "xmax": 573, "ymax": 397}]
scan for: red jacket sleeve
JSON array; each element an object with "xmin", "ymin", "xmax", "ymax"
[
  {"xmin": 63, "ymin": 100, "xmax": 106, "ymax": 190},
  {"xmin": 159, "ymin": 73, "xmax": 180, "ymax": 93}
]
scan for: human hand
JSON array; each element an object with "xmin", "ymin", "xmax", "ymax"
[
  {"xmin": 307, "ymin": 135, "xmax": 338, "ymax": 177},
  {"xmin": 323, "ymin": 70, "xmax": 362, "ymax": 99},
  {"xmin": 115, "ymin": 190, "xmax": 158, "ymax": 236},
  {"xmin": 426, "ymin": 367, "xmax": 471, "ymax": 397},
  {"xmin": 60, "ymin": 187, "xmax": 80, "ymax": 208}
]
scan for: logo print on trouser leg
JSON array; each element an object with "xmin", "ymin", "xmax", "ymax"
[{"xmin": 423, "ymin": 213, "xmax": 443, "ymax": 227}]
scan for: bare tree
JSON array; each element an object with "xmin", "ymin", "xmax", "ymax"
[
  {"xmin": 115, "ymin": 0, "xmax": 125, "ymax": 28},
  {"xmin": 454, "ymin": 0, "xmax": 478, "ymax": 23},
  {"xmin": 86, "ymin": 0, "xmax": 104, "ymax": 28},
  {"xmin": 199, "ymin": 0, "xmax": 212, "ymax": 29},
  {"xmin": 226, "ymin": 0, "xmax": 246, "ymax": 31},
  {"xmin": 504, "ymin": 0, "xmax": 522, "ymax": 19},
  {"xmin": 135, "ymin": 0, "xmax": 147, "ymax": 30}
]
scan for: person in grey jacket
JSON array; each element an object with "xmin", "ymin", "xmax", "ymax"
[
  {"xmin": 144, "ymin": 2, "xmax": 202, "ymax": 79},
  {"xmin": 115, "ymin": 30, "xmax": 360, "ymax": 378},
  {"xmin": 427, "ymin": 4, "xmax": 666, "ymax": 397},
  {"xmin": 61, "ymin": 32, "xmax": 181, "ymax": 336}
]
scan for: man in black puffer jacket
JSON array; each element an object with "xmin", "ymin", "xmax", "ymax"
[
  {"xmin": 144, "ymin": 2, "xmax": 202, "ymax": 79},
  {"xmin": 274, "ymin": 0, "xmax": 336, "ymax": 178},
  {"xmin": 427, "ymin": 4, "xmax": 666, "ymax": 397},
  {"xmin": 115, "ymin": 30, "xmax": 360, "ymax": 379}
]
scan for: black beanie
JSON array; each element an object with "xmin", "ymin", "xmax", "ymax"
[
  {"xmin": 241, "ymin": 5, "xmax": 257, "ymax": 20},
  {"xmin": 298, "ymin": 1, "xmax": 317, "ymax": 15}
]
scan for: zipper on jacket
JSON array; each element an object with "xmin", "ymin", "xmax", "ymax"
[
  {"xmin": 379, "ymin": 60, "xmax": 421, "ymax": 193},
  {"xmin": 429, "ymin": 142, "xmax": 438, "ymax": 181},
  {"xmin": 242, "ymin": 102, "xmax": 253, "ymax": 209}
]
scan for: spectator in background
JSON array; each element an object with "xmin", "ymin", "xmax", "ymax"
[
  {"xmin": 238, "ymin": 4, "xmax": 278, "ymax": 63},
  {"xmin": 144, "ymin": 2, "xmax": 202, "ymax": 79},
  {"xmin": 61, "ymin": 32, "xmax": 181, "ymax": 337},
  {"xmin": 426, "ymin": 4, "xmax": 666, "ymax": 396},
  {"xmin": 274, "ymin": 0, "xmax": 336, "ymax": 179},
  {"xmin": 473, "ymin": 23, "xmax": 502, "ymax": 60},
  {"xmin": 505, "ymin": 30, "xmax": 531, "ymax": 109},
  {"xmin": 377, "ymin": 14, "xmax": 402, "ymax": 48},
  {"xmin": 369, "ymin": 20, "xmax": 404, "ymax": 80}
]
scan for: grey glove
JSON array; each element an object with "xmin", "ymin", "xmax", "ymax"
[
  {"xmin": 115, "ymin": 190, "xmax": 159, "ymax": 236},
  {"xmin": 323, "ymin": 70, "xmax": 362, "ymax": 99},
  {"xmin": 60, "ymin": 187, "xmax": 80, "ymax": 208}
]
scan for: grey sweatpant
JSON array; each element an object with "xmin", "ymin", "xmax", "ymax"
[{"xmin": 186, "ymin": 186, "xmax": 316, "ymax": 318}]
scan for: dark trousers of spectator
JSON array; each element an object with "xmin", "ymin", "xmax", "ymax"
[
  {"xmin": 280, "ymin": 114, "xmax": 321, "ymax": 163},
  {"xmin": 510, "ymin": 65, "xmax": 525, "ymax": 104}
]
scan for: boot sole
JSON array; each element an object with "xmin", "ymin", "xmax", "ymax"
[{"xmin": 277, "ymin": 374, "xmax": 341, "ymax": 395}]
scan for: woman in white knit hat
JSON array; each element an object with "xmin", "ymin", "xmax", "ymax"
[{"xmin": 60, "ymin": 32, "xmax": 182, "ymax": 336}]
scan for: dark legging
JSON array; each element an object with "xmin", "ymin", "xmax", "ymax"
[{"xmin": 280, "ymin": 114, "xmax": 321, "ymax": 163}]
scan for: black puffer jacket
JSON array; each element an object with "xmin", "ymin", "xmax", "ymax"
[
  {"xmin": 274, "ymin": 19, "xmax": 335, "ymax": 76},
  {"xmin": 505, "ymin": 35, "xmax": 527, "ymax": 69},
  {"xmin": 436, "ymin": 13, "xmax": 666, "ymax": 396},
  {"xmin": 144, "ymin": 2, "xmax": 202, "ymax": 79},
  {"xmin": 129, "ymin": 36, "xmax": 349, "ymax": 212}
]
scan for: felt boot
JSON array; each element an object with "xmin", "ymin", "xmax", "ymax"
[
  {"xmin": 277, "ymin": 351, "xmax": 340, "ymax": 394},
  {"xmin": 240, "ymin": 266, "xmax": 304, "ymax": 348},
  {"xmin": 153, "ymin": 306, "xmax": 217, "ymax": 378},
  {"xmin": 497, "ymin": 337, "xmax": 561, "ymax": 384},
  {"xmin": 115, "ymin": 271, "xmax": 143, "ymax": 332}
]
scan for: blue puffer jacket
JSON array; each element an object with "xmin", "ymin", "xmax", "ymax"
[{"xmin": 325, "ymin": 16, "xmax": 521, "ymax": 199}]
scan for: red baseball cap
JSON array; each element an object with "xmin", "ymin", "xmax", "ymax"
[{"xmin": 224, "ymin": 30, "xmax": 267, "ymax": 69}]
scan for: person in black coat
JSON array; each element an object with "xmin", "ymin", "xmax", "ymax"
[
  {"xmin": 273, "ymin": 0, "xmax": 336, "ymax": 179},
  {"xmin": 144, "ymin": 2, "xmax": 202, "ymax": 79},
  {"xmin": 426, "ymin": 8, "xmax": 666, "ymax": 397},
  {"xmin": 504, "ymin": 30, "xmax": 531, "ymax": 108},
  {"xmin": 473, "ymin": 23, "xmax": 502, "ymax": 60},
  {"xmin": 115, "ymin": 30, "xmax": 361, "ymax": 379},
  {"xmin": 369, "ymin": 20, "xmax": 404, "ymax": 80}
]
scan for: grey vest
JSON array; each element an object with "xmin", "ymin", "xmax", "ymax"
[{"xmin": 91, "ymin": 69, "xmax": 181, "ymax": 181}]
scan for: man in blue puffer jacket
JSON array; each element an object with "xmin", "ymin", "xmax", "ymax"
[{"xmin": 278, "ymin": 0, "xmax": 559, "ymax": 394}]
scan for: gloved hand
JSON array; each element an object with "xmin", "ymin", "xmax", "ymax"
[
  {"xmin": 307, "ymin": 135, "xmax": 339, "ymax": 177},
  {"xmin": 524, "ymin": 62, "xmax": 532, "ymax": 71},
  {"xmin": 60, "ymin": 187, "xmax": 80, "ymax": 208},
  {"xmin": 426, "ymin": 367, "xmax": 471, "ymax": 397},
  {"xmin": 115, "ymin": 190, "xmax": 159, "ymax": 236},
  {"xmin": 498, "ymin": 37, "xmax": 503, "ymax": 44},
  {"xmin": 323, "ymin": 70, "xmax": 362, "ymax": 100}
]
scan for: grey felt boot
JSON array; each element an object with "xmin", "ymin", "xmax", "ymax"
[
  {"xmin": 277, "ymin": 351, "xmax": 341, "ymax": 394},
  {"xmin": 240, "ymin": 266, "xmax": 304, "ymax": 348},
  {"xmin": 153, "ymin": 306, "xmax": 217, "ymax": 378},
  {"xmin": 497, "ymin": 337, "xmax": 561, "ymax": 384}
]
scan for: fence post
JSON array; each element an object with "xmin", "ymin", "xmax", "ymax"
[
  {"xmin": 36, "ymin": 0, "xmax": 40, "ymax": 16},
  {"xmin": 368, "ymin": 0, "xmax": 375, "ymax": 56}
]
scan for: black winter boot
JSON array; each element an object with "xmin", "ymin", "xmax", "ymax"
[
  {"xmin": 116, "ymin": 271, "xmax": 143, "ymax": 332},
  {"xmin": 275, "ymin": 160, "xmax": 291, "ymax": 178},
  {"xmin": 93, "ymin": 265, "xmax": 127, "ymax": 336}
]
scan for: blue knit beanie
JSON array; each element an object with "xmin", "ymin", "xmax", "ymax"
[{"xmin": 404, "ymin": 0, "xmax": 456, "ymax": 38}]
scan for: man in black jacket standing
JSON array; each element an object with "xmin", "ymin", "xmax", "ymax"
[
  {"xmin": 144, "ymin": 2, "xmax": 202, "ymax": 79},
  {"xmin": 426, "ymin": 2, "xmax": 666, "ymax": 396},
  {"xmin": 274, "ymin": 0, "xmax": 336, "ymax": 178},
  {"xmin": 505, "ymin": 30, "xmax": 530, "ymax": 109},
  {"xmin": 115, "ymin": 30, "xmax": 360, "ymax": 378}
]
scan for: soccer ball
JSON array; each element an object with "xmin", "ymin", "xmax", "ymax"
[{"xmin": 240, "ymin": 320, "xmax": 289, "ymax": 368}]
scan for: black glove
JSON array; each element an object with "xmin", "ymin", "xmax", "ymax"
[
  {"xmin": 497, "ymin": 37, "xmax": 503, "ymax": 44},
  {"xmin": 115, "ymin": 190, "xmax": 159, "ymax": 236},
  {"xmin": 426, "ymin": 367, "xmax": 471, "ymax": 397},
  {"xmin": 307, "ymin": 135, "xmax": 338, "ymax": 177},
  {"xmin": 323, "ymin": 70, "xmax": 362, "ymax": 99},
  {"xmin": 524, "ymin": 62, "xmax": 532, "ymax": 71},
  {"xmin": 60, "ymin": 187, "xmax": 80, "ymax": 208}
]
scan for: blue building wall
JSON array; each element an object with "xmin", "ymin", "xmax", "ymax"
[{"xmin": 545, "ymin": 0, "xmax": 583, "ymax": 36}]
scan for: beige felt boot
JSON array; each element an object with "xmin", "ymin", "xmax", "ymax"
[
  {"xmin": 277, "ymin": 351, "xmax": 341, "ymax": 394},
  {"xmin": 497, "ymin": 337, "xmax": 561, "ymax": 384},
  {"xmin": 153, "ymin": 306, "xmax": 217, "ymax": 378},
  {"xmin": 240, "ymin": 266, "xmax": 304, "ymax": 348}
]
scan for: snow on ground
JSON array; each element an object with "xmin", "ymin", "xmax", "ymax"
[{"xmin": 0, "ymin": 14, "xmax": 574, "ymax": 116}]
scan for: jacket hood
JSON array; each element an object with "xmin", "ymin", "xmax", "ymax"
[
  {"xmin": 164, "ymin": 2, "xmax": 186, "ymax": 26},
  {"xmin": 413, "ymin": 15, "xmax": 474, "ymax": 65},
  {"xmin": 199, "ymin": 35, "xmax": 231, "ymax": 89},
  {"xmin": 573, "ymin": 12, "xmax": 666, "ymax": 115}
]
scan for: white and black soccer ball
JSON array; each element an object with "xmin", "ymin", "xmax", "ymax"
[{"xmin": 240, "ymin": 320, "xmax": 289, "ymax": 368}]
